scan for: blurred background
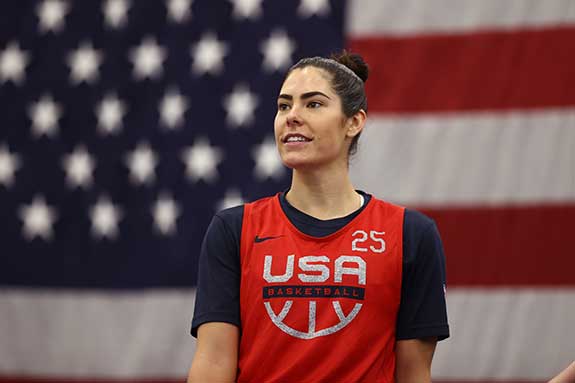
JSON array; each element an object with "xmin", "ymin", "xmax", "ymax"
[{"xmin": 0, "ymin": 0, "xmax": 573, "ymax": 382}]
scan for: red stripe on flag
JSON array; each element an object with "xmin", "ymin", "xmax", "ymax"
[
  {"xmin": 420, "ymin": 204, "xmax": 575, "ymax": 286},
  {"xmin": 348, "ymin": 27, "xmax": 575, "ymax": 112}
]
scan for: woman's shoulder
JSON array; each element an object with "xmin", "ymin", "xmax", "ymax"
[
  {"xmin": 212, "ymin": 205, "xmax": 244, "ymax": 235},
  {"xmin": 404, "ymin": 208, "xmax": 435, "ymax": 232},
  {"xmin": 211, "ymin": 193, "xmax": 278, "ymax": 234},
  {"xmin": 367, "ymin": 194, "xmax": 434, "ymax": 229},
  {"xmin": 215, "ymin": 204, "xmax": 244, "ymax": 221}
]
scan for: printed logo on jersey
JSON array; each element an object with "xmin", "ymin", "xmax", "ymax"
[
  {"xmin": 261, "ymin": 230, "xmax": 386, "ymax": 340},
  {"xmin": 254, "ymin": 234, "xmax": 284, "ymax": 243}
]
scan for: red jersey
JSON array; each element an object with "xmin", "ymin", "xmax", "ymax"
[{"xmin": 238, "ymin": 193, "xmax": 404, "ymax": 383}]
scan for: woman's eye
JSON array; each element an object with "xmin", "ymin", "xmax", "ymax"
[
  {"xmin": 278, "ymin": 103, "xmax": 289, "ymax": 111},
  {"xmin": 308, "ymin": 101, "xmax": 321, "ymax": 108}
]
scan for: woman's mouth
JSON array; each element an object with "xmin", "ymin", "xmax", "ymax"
[{"xmin": 283, "ymin": 133, "xmax": 312, "ymax": 145}]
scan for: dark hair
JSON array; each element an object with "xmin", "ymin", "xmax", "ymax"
[{"xmin": 285, "ymin": 50, "xmax": 369, "ymax": 157}]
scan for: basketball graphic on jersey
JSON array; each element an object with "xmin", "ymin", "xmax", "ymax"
[{"xmin": 262, "ymin": 252, "xmax": 368, "ymax": 339}]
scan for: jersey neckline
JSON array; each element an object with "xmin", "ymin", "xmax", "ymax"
[{"xmin": 275, "ymin": 190, "xmax": 374, "ymax": 241}]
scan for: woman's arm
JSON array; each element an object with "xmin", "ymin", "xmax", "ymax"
[
  {"xmin": 549, "ymin": 361, "xmax": 575, "ymax": 383},
  {"xmin": 395, "ymin": 337, "xmax": 437, "ymax": 383},
  {"xmin": 187, "ymin": 322, "xmax": 240, "ymax": 383}
]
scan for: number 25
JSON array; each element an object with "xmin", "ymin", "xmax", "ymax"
[{"xmin": 351, "ymin": 230, "xmax": 386, "ymax": 253}]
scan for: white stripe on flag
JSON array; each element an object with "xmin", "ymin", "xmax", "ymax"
[
  {"xmin": 432, "ymin": 288, "xmax": 575, "ymax": 380},
  {"xmin": 2, "ymin": 288, "xmax": 574, "ymax": 380},
  {"xmin": 350, "ymin": 109, "xmax": 575, "ymax": 206},
  {"xmin": 0, "ymin": 289, "xmax": 196, "ymax": 378},
  {"xmin": 349, "ymin": 0, "xmax": 575, "ymax": 36}
]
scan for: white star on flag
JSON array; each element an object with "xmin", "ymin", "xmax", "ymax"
[
  {"xmin": 103, "ymin": 0, "xmax": 130, "ymax": 29},
  {"xmin": 229, "ymin": 0, "xmax": 263, "ymax": 20},
  {"xmin": 37, "ymin": 0, "xmax": 69, "ymax": 33},
  {"xmin": 67, "ymin": 42, "xmax": 103, "ymax": 84},
  {"xmin": 191, "ymin": 33, "xmax": 228, "ymax": 76},
  {"xmin": 125, "ymin": 142, "xmax": 158, "ymax": 185},
  {"xmin": 252, "ymin": 136, "xmax": 285, "ymax": 180},
  {"xmin": 0, "ymin": 144, "xmax": 21, "ymax": 187},
  {"xmin": 129, "ymin": 37, "xmax": 166, "ymax": 80},
  {"xmin": 181, "ymin": 137, "xmax": 224, "ymax": 183},
  {"xmin": 261, "ymin": 29, "xmax": 296, "ymax": 72},
  {"xmin": 62, "ymin": 145, "xmax": 95, "ymax": 189},
  {"xmin": 167, "ymin": 0, "xmax": 192, "ymax": 23},
  {"xmin": 0, "ymin": 42, "xmax": 30, "ymax": 85},
  {"xmin": 160, "ymin": 88, "xmax": 189, "ymax": 129},
  {"xmin": 223, "ymin": 84, "xmax": 258, "ymax": 128},
  {"xmin": 297, "ymin": 0, "xmax": 330, "ymax": 18},
  {"xmin": 152, "ymin": 193, "xmax": 181, "ymax": 235},
  {"xmin": 97, "ymin": 94, "xmax": 127, "ymax": 135},
  {"xmin": 28, "ymin": 95, "xmax": 62, "ymax": 138},
  {"xmin": 218, "ymin": 188, "xmax": 245, "ymax": 211},
  {"xmin": 90, "ymin": 196, "xmax": 123, "ymax": 239},
  {"xmin": 19, "ymin": 195, "xmax": 58, "ymax": 241}
]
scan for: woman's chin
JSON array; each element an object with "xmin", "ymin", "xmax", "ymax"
[
  {"xmin": 281, "ymin": 156, "xmax": 322, "ymax": 171},
  {"xmin": 281, "ymin": 156, "xmax": 312, "ymax": 170}
]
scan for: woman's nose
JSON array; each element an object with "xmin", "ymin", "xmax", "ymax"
[{"xmin": 287, "ymin": 105, "xmax": 302, "ymax": 126}]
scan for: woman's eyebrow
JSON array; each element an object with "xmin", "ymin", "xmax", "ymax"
[
  {"xmin": 277, "ymin": 91, "xmax": 331, "ymax": 101},
  {"xmin": 301, "ymin": 91, "xmax": 331, "ymax": 100}
]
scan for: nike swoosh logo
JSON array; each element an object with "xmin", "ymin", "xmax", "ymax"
[{"xmin": 254, "ymin": 235, "xmax": 284, "ymax": 243}]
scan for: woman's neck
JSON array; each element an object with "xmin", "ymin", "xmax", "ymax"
[{"xmin": 286, "ymin": 165, "xmax": 362, "ymax": 220}]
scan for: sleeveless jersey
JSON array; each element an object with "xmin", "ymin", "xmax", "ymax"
[{"xmin": 238, "ymin": 193, "xmax": 405, "ymax": 383}]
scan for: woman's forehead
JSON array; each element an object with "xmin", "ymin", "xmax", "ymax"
[{"xmin": 280, "ymin": 67, "xmax": 334, "ymax": 96}]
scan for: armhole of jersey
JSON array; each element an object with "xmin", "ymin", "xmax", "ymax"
[
  {"xmin": 239, "ymin": 202, "xmax": 251, "ymax": 266},
  {"xmin": 398, "ymin": 206, "xmax": 406, "ymax": 310}
]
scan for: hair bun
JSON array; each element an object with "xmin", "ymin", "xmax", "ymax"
[{"xmin": 331, "ymin": 50, "xmax": 369, "ymax": 83}]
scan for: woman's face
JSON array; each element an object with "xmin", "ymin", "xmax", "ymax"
[{"xmin": 274, "ymin": 67, "xmax": 354, "ymax": 170}]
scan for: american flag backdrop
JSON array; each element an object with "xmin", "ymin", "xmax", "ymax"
[{"xmin": 0, "ymin": 0, "xmax": 574, "ymax": 382}]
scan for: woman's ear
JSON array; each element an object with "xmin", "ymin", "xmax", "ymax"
[{"xmin": 346, "ymin": 109, "xmax": 367, "ymax": 138}]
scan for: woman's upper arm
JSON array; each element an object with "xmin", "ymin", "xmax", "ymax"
[
  {"xmin": 395, "ymin": 337, "xmax": 437, "ymax": 383},
  {"xmin": 396, "ymin": 211, "xmax": 449, "ymax": 341},
  {"xmin": 188, "ymin": 208, "xmax": 243, "ymax": 382},
  {"xmin": 188, "ymin": 322, "xmax": 240, "ymax": 383},
  {"xmin": 191, "ymin": 209, "xmax": 243, "ymax": 335}
]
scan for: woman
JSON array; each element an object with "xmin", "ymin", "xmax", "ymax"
[{"xmin": 188, "ymin": 51, "xmax": 449, "ymax": 382}]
